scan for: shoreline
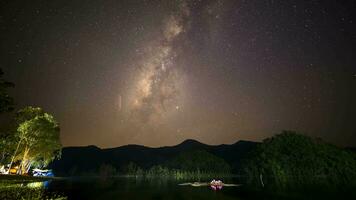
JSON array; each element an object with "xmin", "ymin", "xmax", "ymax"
[{"xmin": 0, "ymin": 174, "xmax": 63, "ymax": 182}]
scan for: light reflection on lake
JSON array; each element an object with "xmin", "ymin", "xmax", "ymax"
[
  {"xmin": 46, "ymin": 178, "xmax": 242, "ymax": 200},
  {"xmin": 2, "ymin": 177, "xmax": 355, "ymax": 200}
]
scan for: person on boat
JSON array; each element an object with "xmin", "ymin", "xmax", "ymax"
[{"xmin": 210, "ymin": 179, "xmax": 223, "ymax": 190}]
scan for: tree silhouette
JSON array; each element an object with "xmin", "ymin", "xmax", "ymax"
[
  {"xmin": 243, "ymin": 130, "xmax": 356, "ymax": 190},
  {"xmin": 0, "ymin": 68, "xmax": 14, "ymax": 113}
]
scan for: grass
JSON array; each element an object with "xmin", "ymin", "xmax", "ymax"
[
  {"xmin": 0, "ymin": 175, "xmax": 67, "ymax": 200},
  {"xmin": 0, "ymin": 174, "xmax": 62, "ymax": 182}
]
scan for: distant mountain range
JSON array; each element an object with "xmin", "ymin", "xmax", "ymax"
[{"xmin": 50, "ymin": 139, "xmax": 258, "ymax": 176}]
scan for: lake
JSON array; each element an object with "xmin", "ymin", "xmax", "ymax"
[
  {"xmin": 1, "ymin": 177, "xmax": 355, "ymax": 199},
  {"xmin": 47, "ymin": 177, "xmax": 243, "ymax": 200}
]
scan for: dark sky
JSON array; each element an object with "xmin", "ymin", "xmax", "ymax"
[{"xmin": 1, "ymin": 0, "xmax": 355, "ymax": 147}]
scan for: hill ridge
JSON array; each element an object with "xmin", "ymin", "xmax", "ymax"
[
  {"xmin": 64, "ymin": 139, "xmax": 248, "ymax": 150},
  {"xmin": 50, "ymin": 139, "xmax": 259, "ymax": 176}
]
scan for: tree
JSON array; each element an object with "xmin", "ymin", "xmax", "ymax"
[
  {"xmin": 8, "ymin": 106, "xmax": 46, "ymax": 170},
  {"xmin": 166, "ymin": 150, "xmax": 231, "ymax": 178},
  {"xmin": 0, "ymin": 68, "xmax": 14, "ymax": 113},
  {"xmin": 15, "ymin": 106, "xmax": 44, "ymax": 124},
  {"xmin": 0, "ymin": 133, "xmax": 15, "ymax": 165},
  {"xmin": 8, "ymin": 107, "xmax": 44, "ymax": 171},
  {"xmin": 10, "ymin": 107, "xmax": 61, "ymax": 174},
  {"xmin": 243, "ymin": 130, "xmax": 356, "ymax": 191},
  {"xmin": 0, "ymin": 68, "xmax": 15, "ymax": 167}
]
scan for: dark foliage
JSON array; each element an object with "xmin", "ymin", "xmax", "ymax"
[
  {"xmin": 0, "ymin": 69, "xmax": 14, "ymax": 113},
  {"xmin": 50, "ymin": 139, "xmax": 257, "ymax": 176},
  {"xmin": 165, "ymin": 150, "xmax": 231, "ymax": 174},
  {"xmin": 242, "ymin": 130, "xmax": 356, "ymax": 191}
]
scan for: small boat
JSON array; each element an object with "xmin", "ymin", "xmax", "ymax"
[
  {"xmin": 210, "ymin": 179, "xmax": 223, "ymax": 190},
  {"xmin": 178, "ymin": 180, "xmax": 240, "ymax": 190}
]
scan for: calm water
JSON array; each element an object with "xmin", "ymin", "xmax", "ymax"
[
  {"xmin": 47, "ymin": 178, "xmax": 244, "ymax": 200},
  {"xmin": 2, "ymin": 177, "xmax": 355, "ymax": 199}
]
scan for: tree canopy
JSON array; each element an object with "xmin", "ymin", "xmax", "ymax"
[
  {"xmin": 10, "ymin": 106, "xmax": 61, "ymax": 174},
  {"xmin": 243, "ymin": 130, "xmax": 356, "ymax": 191}
]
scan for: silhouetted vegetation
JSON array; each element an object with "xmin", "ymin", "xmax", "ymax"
[
  {"xmin": 49, "ymin": 130, "xmax": 356, "ymax": 195},
  {"xmin": 167, "ymin": 150, "xmax": 231, "ymax": 172},
  {"xmin": 242, "ymin": 131, "xmax": 356, "ymax": 191},
  {"xmin": 0, "ymin": 68, "xmax": 16, "ymax": 166},
  {"xmin": 51, "ymin": 139, "xmax": 257, "ymax": 177},
  {"xmin": 61, "ymin": 150, "xmax": 232, "ymax": 179},
  {"xmin": 121, "ymin": 161, "xmax": 144, "ymax": 176},
  {"xmin": 0, "ymin": 68, "xmax": 14, "ymax": 113},
  {"xmin": 94, "ymin": 150, "xmax": 232, "ymax": 178},
  {"xmin": 138, "ymin": 150, "xmax": 231, "ymax": 179},
  {"xmin": 99, "ymin": 163, "xmax": 117, "ymax": 178}
]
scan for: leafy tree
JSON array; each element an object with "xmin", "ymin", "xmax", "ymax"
[
  {"xmin": 15, "ymin": 106, "xmax": 44, "ymax": 124},
  {"xmin": 10, "ymin": 107, "xmax": 61, "ymax": 174},
  {"xmin": 0, "ymin": 68, "xmax": 14, "ymax": 113},
  {"xmin": 243, "ymin": 130, "xmax": 356, "ymax": 191},
  {"xmin": 4, "ymin": 106, "xmax": 45, "ymax": 163}
]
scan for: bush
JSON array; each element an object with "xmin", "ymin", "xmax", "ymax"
[{"xmin": 242, "ymin": 131, "xmax": 356, "ymax": 191}]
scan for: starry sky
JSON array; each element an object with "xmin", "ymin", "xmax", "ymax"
[{"xmin": 0, "ymin": 0, "xmax": 355, "ymax": 147}]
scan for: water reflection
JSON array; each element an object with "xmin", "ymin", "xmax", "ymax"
[
  {"xmin": 46, "ymin": 178, "xmax": 241, "ymax": 200},
  {"xmin": 3, "ymin": 177, "xmax": 352, "ymax": 200},
  {"xmin": 26, "ymin": 180, "xmax": 50, "ymax": 188}
]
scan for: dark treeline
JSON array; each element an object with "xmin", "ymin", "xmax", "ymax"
[
  {"xmin": 0, "ymin": 69, "xmax": 14, "ymax": 113},
  {"xmin": 51, "ymin": 139, "xmax": 257, "ymax": 177},
  {"xmin": 243, "ymin": 131, "xmax": 356, "ymax": 192},
  {"xmin": 68, "ymin": 150, "xmax": 232, "ymax": 179},
  {"xmin": 56, "ymin": 131, "xmax": 356, "ymax": 192}
]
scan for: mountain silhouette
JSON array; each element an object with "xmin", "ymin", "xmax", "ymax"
[{"xmin": 50, "ymin": 139, "xmax": 258, "ymax": 176}]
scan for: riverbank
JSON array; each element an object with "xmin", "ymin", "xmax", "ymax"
[{"xmin": 0, "ymin": 174, "xmax": 63, "ymax": 183}]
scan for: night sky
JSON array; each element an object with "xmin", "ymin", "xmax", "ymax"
[{"xmin": 1, "ymin": 0, "xmax": 355, "ymax": 147}]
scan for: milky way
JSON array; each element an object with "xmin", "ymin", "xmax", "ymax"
[
  {"xmin": 128, "ymin": 1, "xmax": 190, "ymax": 124},
  {"xmin": 1, "ymin": 0, "xmax": 355, "ymax": 147}
]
